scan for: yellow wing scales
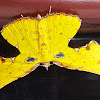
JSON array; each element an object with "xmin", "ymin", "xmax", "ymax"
[
  {"xmin": 2, "ymin": 18, "xmax": 39, "ymax": 55},
  {"xmin": 1, "ymin": 13, "xmax": 100, "ymax": 89},
  {"xmin": 38, "ymin": 14, "xmax": 81, "ymax": 62},
  {"xmin": 0, "ymin": 54, "xmax": 40, "ymax": 88},
  {"xmin": 0, "ymin": 18, "xmax": 41, "ymax": 88}
]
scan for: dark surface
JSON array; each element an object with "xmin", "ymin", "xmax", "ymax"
[
  {"xmin": 0, "ymin": 65, "xmax": 100, "ymax": 100},
  {"xmin": 1, "ymin": 28, "xmax": 100, "ymax": 100}
]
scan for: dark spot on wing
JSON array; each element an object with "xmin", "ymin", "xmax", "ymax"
[
  {"xmin": 86, "ymin": 46, "xmax": 90, "ymax": 50},
  {"xmin": 27, "ymin": 57, "xmax": 36, "ymax": 62},
  {"xmin": 41, "ymin": 43, "xmax": 46, "ymax": 46},
  {"xmin": 97, "ymin": 61, "xmax": 100, "ymax": 64},
  {"xmin": 55, "ymin": 53, "xmax": 64, "ymax": 58},
  {"xmin": 0, "ymin": 57, "xmax": 5, "ymax": 63}
]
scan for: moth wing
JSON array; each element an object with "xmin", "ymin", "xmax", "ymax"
[
  {"xmin": 0, "ymin": 18, "xmax": 41, "ymax": 88},
  {"xmin": 65, "ymin": 41, "xmax": 100, "ymax": 75},
  {"xmin": 1, "ymin": 18, "xmax": 39, "ymax": 57},
  {"xmin": 39, "ymin": 14, "xmax": 100, "ymax": 75},
  {"xmin": 38, "ymin": 14, "xmax": 81, "ymax": 62},
  {"xmin": 0, "ymin": 54, "xmax": 40, "ymax": 89}
]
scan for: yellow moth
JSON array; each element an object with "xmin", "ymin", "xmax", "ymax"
[{"xmin": 0, "ymin": 13, "xmax": 100, "ymax": 89}]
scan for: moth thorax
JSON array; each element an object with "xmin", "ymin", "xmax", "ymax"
[{"xmin": 42, "ymin": 62, "xmax": 51, "ymax": 71}]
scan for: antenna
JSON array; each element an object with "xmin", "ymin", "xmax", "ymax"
[
  {"xmin": 49, "ymin": 6, "xmax": 52, "ymax": 14},
  {"xmin": 21, "ymin": 14, "xmax": 23, "ymax": 17}
]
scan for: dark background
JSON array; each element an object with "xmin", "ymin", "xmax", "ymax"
[{"xmin": 1, "ymin": 0, "xmax": 100, "ymax": 100}]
